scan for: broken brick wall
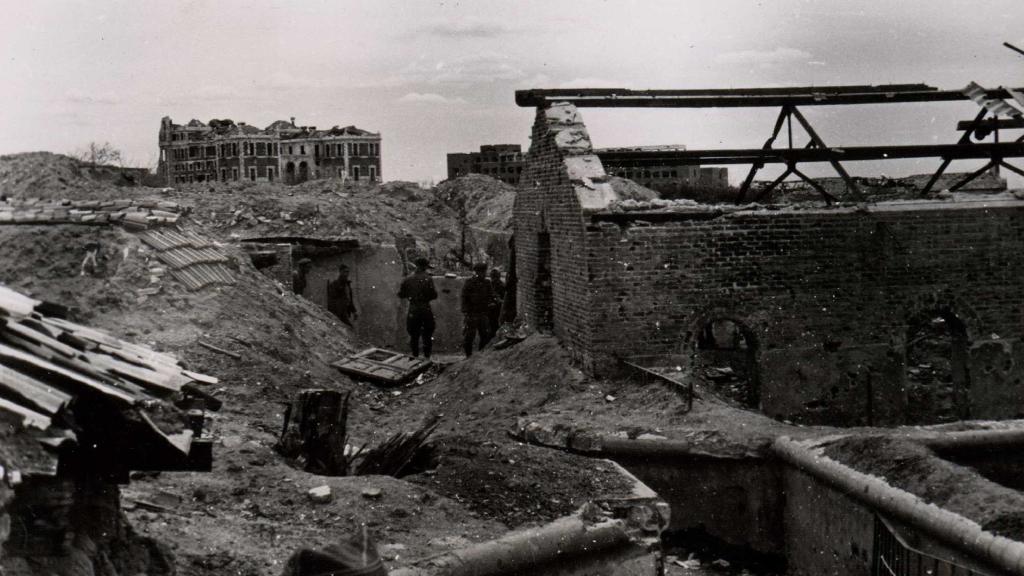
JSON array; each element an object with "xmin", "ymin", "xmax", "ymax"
[
  {"xmin": 516, "ymin": 102, "xmax": 1024, "ymax": 425},
  {"xmin": 514, "ymin": 104, "xmax": 626, "ymax": 367},
  {"xmin": 584, "ymin": 203, "xmax": 1024, "ymax": 425}
]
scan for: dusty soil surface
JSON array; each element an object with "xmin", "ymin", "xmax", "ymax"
[
  {"xmin": 0, "ymin": 156, "xmax": 642, "ymax": 576},
  {"xmin": 822, "ymin": 435, "xmax": 1024, "ymax": 542},
  {"xmin": 7, "ymin": 152, "xmax": 1020, "ymax": 575}
]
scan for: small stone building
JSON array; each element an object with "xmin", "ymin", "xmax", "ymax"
[{"xmin": 514, "ymin": 103, "xmax": 1024, "ymax": 425}]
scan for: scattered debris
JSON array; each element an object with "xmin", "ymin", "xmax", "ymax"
[
  {"xmin": 307, "ymin": 485, "xmax": 332, "ymax": 503},
  {"xmin": 277, "ymin": 389, "xmax": 358, "ymax": 476},
  {"xmin": 332, "ymin": 348, "xmax": 432, "ymax": 387},
  {"xmin": 198, "ymin": 340, "xmax": 242, "ymax": 359},
  {"xmin": 354, "ymin": 415, "xmax": 441, "ymax": 477},
  {"xmin": 361, "ymin": 487, "xmax": 382, "ymax": 499}
]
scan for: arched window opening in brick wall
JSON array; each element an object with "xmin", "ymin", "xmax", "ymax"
[
  {"xmin": 695, "ymin": 318, "xmax": 760, "ymax": 409},
  {"xmin": 904, "ymin": 310, "xmax": 971, "ymax": 424}
]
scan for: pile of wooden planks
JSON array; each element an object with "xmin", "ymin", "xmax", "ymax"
[
  {"xmin": 0, "ymin": 283, "xmax": 220, "ymax": 478},
  {"xmin": 0, "ymin": 197, "xmax": 182, "ymax": 229}
]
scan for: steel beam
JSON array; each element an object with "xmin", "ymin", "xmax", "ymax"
[
  {"xmin": 596, "ymin": 141, "xmax": 1024, "ymax": 166},
  {"xmin": 516, "ymin": 87, "xmax": 1023, "ymax": 109}
]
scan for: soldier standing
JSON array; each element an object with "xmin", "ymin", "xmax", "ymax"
[{"xmin": 398, "ymin": 257, "xmax": 438, "ymax": 358}]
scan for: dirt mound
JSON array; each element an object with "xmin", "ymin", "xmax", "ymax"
[
  {"xmin": 608, "ymin": 176, "xmax": 659, "ymax": 201},
  {"xmin": 823, "ymin": 436, "xmax": 1024, "ymax": 541},
  {"xmin": 0, "ymin": 152, "xmax": 145, "ymax": 198},
  {"xmin": 434, "ymin": 174, "xmax": 516, "ymax": 231}
]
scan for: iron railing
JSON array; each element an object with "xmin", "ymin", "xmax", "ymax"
[{"xmin": 873, "ymin": 516, "xmax": 994, "ymax": 576}]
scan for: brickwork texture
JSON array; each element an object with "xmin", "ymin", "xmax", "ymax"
[{"xmin": 515, "ymin": 103, "xmax": 1024, "ymax": 425}]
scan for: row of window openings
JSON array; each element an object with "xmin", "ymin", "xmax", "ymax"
[
  {"xmin": 469, "ymin": 165, "xmax": 524, "ymax": 175},
  {"xmin": 172, "ymin": 165, "xmax": 378, "ymax": 184},
  {"xmin": 614, "ymin": 170, "xmax": 689, "ymax": 179},
  {"xmin": 170, "ymin": 141, "xmax": 380, "ymax": 161}
]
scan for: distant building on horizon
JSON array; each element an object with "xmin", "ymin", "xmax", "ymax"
[
  {"xmin": 597, "ymin": 145, "xmax": 730, "ymax": 197},
  {"xmin": 447, "ymin": 144, "xmax": 524, "ymax": 185},
  {"xmin": 158, "ymin": 117, "xmax": 381, "ymax": 186}
]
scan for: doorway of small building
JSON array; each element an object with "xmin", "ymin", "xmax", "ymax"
[
  {"xmin": 534, "ymin": 231, "xmax": 553, "ymax": 331},
  {"xmin": 298, "ymin": 161, "xmax": 310, "ymax": 183},
  {"xmin": 285, "ymin": 162, "xmax": 296, "ymax": 184},
  {"xmin": 695, "ymin": 318, "xmax": 759, "ymax": 409},
  {"xmin": 904, "ymin": 311, "xmax": 971, "ymax": 424}
]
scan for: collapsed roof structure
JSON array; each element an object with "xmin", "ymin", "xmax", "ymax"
[
  {"xmin": 0, "ymin": 284, "xmax": 220, "ymax": 482},
  {"xmin": 517, "ymin": 83, "xmax": 1024, "ymax": 203}
]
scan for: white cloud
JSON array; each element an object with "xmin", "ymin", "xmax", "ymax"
[
  {"xmin": 64, "ymin": 90, "xmax": 120, "ymax": 105},
  {"xmin": 413, "ymin": 18, "xmax": 514, "ymax": 39},
  {"xmin": 397, "ymin": 92, "xmax": 467, "ymax": 104},
  {"xmin": 715, "ymin": 47, "xmax": 813, "ymax": 67},
  {"xmin": 556, "ymin": 77, "xmax": 626, "ymax": 89},
  {"xmin": 391, "ymin": 52, "xmax": 528, "ymax": 86}
]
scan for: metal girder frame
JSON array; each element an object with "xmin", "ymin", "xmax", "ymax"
[
  {"xmin": 729, "ymin": 104, "xmax": 861, "ymax": 204},
  {"xmin": 518, "ymin": 84, "xmax": 1024, "ymax": 204}
]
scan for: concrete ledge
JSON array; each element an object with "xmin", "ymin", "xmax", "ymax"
[
  {"xmin": 773, "ymin": 436, "xmax": 1024, "ymax": 575},
  {"xmin": 391, "ymin": 459, "xmax": 668, "ymax": 576}
]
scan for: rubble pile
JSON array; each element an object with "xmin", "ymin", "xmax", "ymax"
[{"xmin": 434, "ymin": 174, "xmax": 516, "ymax": 231}]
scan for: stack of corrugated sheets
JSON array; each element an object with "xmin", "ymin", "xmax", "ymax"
[{"xmin": 139, "ymin": 229, "xmax": 236, "ymax": 291}]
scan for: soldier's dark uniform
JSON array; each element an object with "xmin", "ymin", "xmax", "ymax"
[{"xmin": 398, "ymin": 260, "xmax": 438, "ymax": 357}]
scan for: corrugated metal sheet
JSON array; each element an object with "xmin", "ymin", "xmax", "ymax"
[
  {"xmin": 963, "ymin": 82, "xmax": 1023, "ymax": 118},
  {"xmin": 139, "ymin": 229, "xmax": 236, "ymax": 291}
]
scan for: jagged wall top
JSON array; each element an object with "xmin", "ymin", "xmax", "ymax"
[{"xmin": 539, "ymin": 103, "xmax": 618, "ymax": 212}]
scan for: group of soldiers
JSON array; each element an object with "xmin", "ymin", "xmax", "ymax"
[
  {"xmin": 399, "ymin": 257, "xmax": 505, "ymax": 358},
  {"xmin": 297, "ymin": 256, "xmax": 506, "ymax": 359}
]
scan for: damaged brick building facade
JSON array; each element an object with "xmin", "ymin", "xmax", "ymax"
[
  {"xmin": 158, "ymin": 117, "xmax": 381, "ymax": 186},
  {"xmin": 447, "ymin": 144, "xmax": 525, "ymax": 185},
  {"xmin": 514, "ymin": 102, "xmax": 1024, "ymax": 426}
]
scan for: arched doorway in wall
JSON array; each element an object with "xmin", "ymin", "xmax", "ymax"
[
  {"xmin": 534, "ymin": 229, "xmax": 553, "ymax": 331},
  {"xmin": 298, "ymin": 161, "xmax": 310, "ymax": 183},
  {"xmin": 285, "ymin": 162, "xmax": 296, "ymax": 184},
  {"xmin": 694, "ymin": 318, "xmax": 760, "ymax": 409},
  {"xmin": 904, "ymin": 310, "xmax": 971, "ymax": 424}
]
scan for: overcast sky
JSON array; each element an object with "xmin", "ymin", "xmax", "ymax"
[{"xmin": 2, "ymin": 0, "xmax": 1022, "ymax": 184}]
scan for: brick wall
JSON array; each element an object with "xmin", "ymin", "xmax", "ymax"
[
  {"xmin": 584, "ymin": 202, "xmax": 1024, "ymax": 424},
  {"xmin": 514, "ymin": 104, "xmax": 617, "ymax": 368},
  {"xmin": 516, "ymin": 102, "xmax": 1024, "ymax": 425}
]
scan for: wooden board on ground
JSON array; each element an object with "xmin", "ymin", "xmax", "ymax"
[{"xmin": 331, "ymin": 348, "xmax": 431, "ymax": 386}]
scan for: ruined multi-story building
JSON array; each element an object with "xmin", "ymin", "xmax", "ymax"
[
  {"xmin": 599, "ymin": 146, "xmax": 729, "ymax": 197},
  {"xmin": 158, "ymin": 117, "xmax": 381, "ymax": 186},
  {"xmin": 447, "ymin": 144, "xmax": 524, "ymax": 185}
]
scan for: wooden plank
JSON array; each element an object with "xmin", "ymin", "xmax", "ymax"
[
  {"xmin": 0, "ymin": 396, "xmax": 51, "ymax": 430},
  {"xmin": 0, "ymin": 285, "xmax": 39, "ymax": 317},
  {"xmin": 0, "ymin": 364, "xmax": 71, "ymax": 415},
  {"xmin": 0, "ymin": 342, "xmax": 137, "ymax": 405}
]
